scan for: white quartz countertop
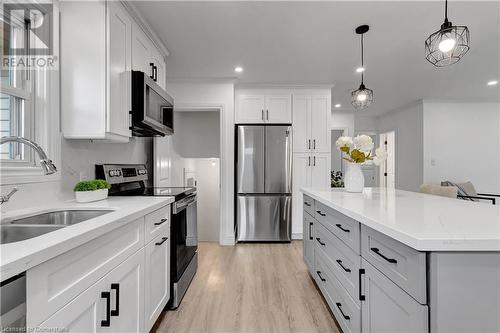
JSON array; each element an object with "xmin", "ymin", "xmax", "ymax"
[
  {"xmin": 301, "ymin": 187, "xmax": 500, "ymax": 251},
  {"xmin": 0, "ymin": 196, "xmax": 174, "ymax": 281}
]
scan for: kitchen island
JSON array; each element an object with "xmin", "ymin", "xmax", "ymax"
[{"xmin": 301, "ymin": 187, "xmax": 500, "ymax": 333}]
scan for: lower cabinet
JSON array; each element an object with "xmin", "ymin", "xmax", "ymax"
[
  {"xmin": 39, "ymin": 248, "xmax": 144, "ymax": 332},
  {"xmin": 302, "ymin": 212, "xmax": 315, "ymax": 272}
]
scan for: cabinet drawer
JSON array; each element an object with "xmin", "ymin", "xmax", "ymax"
[
  {"xmin": 315, "ymin": 253, "xmax": 361, "ymax": 333},
  {"xmin": 361, "ymin": 225, "xmax": 426, "ymax": 304},
  {"xmin": 315, "ymin": 221, "xmax": 361, "ymax": 303},
  {"xmin": 303, "ymin": 195, "xmax": 314, "ymax": 217},
  {"xmin": 27, "ymin": 218, "xmax": 144, "ymax": 326},
  {"xmin": 314, "ymin": 201, "xmax": 360, "ymax": 254},
  {"xmin": 144, "ymin": 205, "xmax": 170, "ymax": 244}
]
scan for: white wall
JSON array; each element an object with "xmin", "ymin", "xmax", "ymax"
[
  {"xmin": 173, "ymin": 111, "xmax": 220, "ymax": 158},
  {"xmin": 331, "ymin": 112, "xmax": 354, "ymax": 135},
  {"xmin": 166, "ymin": 79, "xmax": 235, "ymax": 245},
  {"xmin": 423, "ymin": 101, "xmax": 500, "ymax": 193},
  {"xmin": 376, "ymin": 101, "xmax": 424, "ymax": 191}
]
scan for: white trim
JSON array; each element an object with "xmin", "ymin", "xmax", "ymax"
[{"xmin": 292, "ymin": 232, "xmax": 303, "ymax": 240}]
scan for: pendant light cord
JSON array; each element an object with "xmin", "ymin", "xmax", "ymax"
[
  {"xmin": 444, "ymin": 0, "xmax": 448, "ymax": 22},
  {"xmin": 360, "ymin": 33, "xmax": 364, "ymax": 84}
]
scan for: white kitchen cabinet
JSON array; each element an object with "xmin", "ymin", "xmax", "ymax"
[
  {"xmin": 310, "ymin": 153, "xmax": 330, "ymax": 187},
  {"xmin": 293, "ymin": 95, "xmax": 331, "ymax": 153},
  {"xmin": 235, "ymin": 94, "xmax": 291, "ymax": 123},
  {"xmin": 151, "ymin": 49, "xmax": 167, "ymax": 90},
  {"xmin": 144, "ymin": 231, "xmax": 170, "ymax": 332},
  {"xmin": 61, "ymin": 1, "xmax": 132, "ymax": 142}
]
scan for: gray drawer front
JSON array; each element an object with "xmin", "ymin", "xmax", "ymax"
[
  {"xmin": 315, "ymin": 221, "xmax": 361, "ymax": 303},
  {"xmin": 314, "ymin": 201, "xmax": 360, "ymax": 254},
  {"xmin": 303, "ymin": 195, "xmax": 315, "ymax": 217},
  {"xmin": 361, "ymin": 225, "xmax": 427, "ymax": 304},
  {"xmin": 315, "ymin": 252, "xmax": 361, "ymax": 333}
]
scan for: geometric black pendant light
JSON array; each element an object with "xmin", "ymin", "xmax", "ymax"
[
  {"xmin": 425, "ymin": 0, "xmax": 470, "ymax": 67},
  {"xmin": 351, "ymin": 25, "xmax": 373, "ymax": 110}
]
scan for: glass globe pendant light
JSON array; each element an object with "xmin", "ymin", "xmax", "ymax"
[
  {"xmin": 351, "ymin": 25, "xmax": 373, "ymax": 110},
  {"xmin": 425, "ymin": 0, "xmax": 470, "ymax": 67}
]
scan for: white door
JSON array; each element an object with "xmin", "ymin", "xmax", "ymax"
[
  {"xmin": 311, "ymin": 153, "xmax": 330, "ymax": 188},
  {"xmin": 292, "ymin": 153, "xmax": 312, "ymax": 237},
  {"xmin": 132, "ymin": 24, "xmax": 153, "ymax": 76},
  {"xmin": 153, "ymin": 136, "xmax": 172, "ymax": 187},
  {"xmin": 236, "ymin": 95, "xmax": 265, "ymax": 123},
  {"xmin": 265, "ymin": 95, "xmax": 292, "ymax": 123},
  {"xmin": 379, "ymin": 131, "xmax": 395, "ymax": 188},
  {"xmin": 310, "ymin": 96, "xmax": 331, "ymax": 152},
  {"xmin": 292, "ymin": 95, "xmax": 311, "ymax": 153},
  {"xmin": 144, "ymin": 232, "xmax": 170, "ymax": 332},
  {"xmin": 107, "ymin": 1, "xmax": 131, "ymax": 139}
]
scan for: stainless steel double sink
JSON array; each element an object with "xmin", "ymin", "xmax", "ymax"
[{"xmin": 1, "ymin": 210, "xmax": 113, "ymax": 245}]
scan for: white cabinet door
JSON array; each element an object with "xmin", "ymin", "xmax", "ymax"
[
  {"xmin": 310, "ymin": 96, "xmax": 331, "ymax": 153},
  {"xmin": 292, "ymin": 153, "xmax": 311, "ymax": 237},
  {"xmin": 311, "ymin": 153, "xmax": 330, "ymax": 188},
  {"xmin": 361, "ymin": 259, "xmax": 428, "ymax": 333},
  {"xmin": 39, "ymin": 274, "xmax": 107, "ymax": 333},
  {"xmin": 292, "ymin": 95, "xmax": 311, "ymax": 153},
  {"xmin": 151, "ymin": 49, "xmax": 166, "ymax": 89},
  {"xmin": 132, "ymin": 24, "xmax": 153, "ymax": 76},
  {"xmin": 105, "ymin": 249, "xmax": 144, "ymax": 333},
  {"xmin": 265, "ymin": 95, "xmax": 292, "ymax": 123},
  {"xmin": 144, "ymin": 232, "xmax": 170, "ymax": 332},
  {"xmin": 236, "ymin": 95, "xmax": 265, "ymax": 123},
  {"xmin": 107, "ymin": 1, "xmax": 131, "ymax": 139}
]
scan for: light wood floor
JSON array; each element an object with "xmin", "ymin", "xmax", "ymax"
[{"xmin": 152, "ymin": 241, "xmax": 341, "ymax": 333}]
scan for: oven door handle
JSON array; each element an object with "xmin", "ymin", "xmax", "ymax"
[{"xmin": 173, "ymin": 195, "xmax": 197, "ymax": 214}]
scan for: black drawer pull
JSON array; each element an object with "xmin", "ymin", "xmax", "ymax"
[
  {"xmin": 316, "ymin": 210, "xmax": 326, "ymax": 217},
  {"xmin": 336, "ymin": 302, "xmax": 350, "ymax": 320},
  {"xmin": 316, "ymin": 237, "xmax": 326, "ymax": 246},
  {"xmin": 154, "ymin": 218, "xmax": 167, "ymax": 226},
  {"xmin": 111, "ymin": 283, "xmax": 119, "ymax": 316},
  {"xmin": 101, "ymin": 291, "xmax": 111, "ymax": 327},
  {"xmin": 336, "ymin": 259, "xmax": 351, "ymax": 273},
  {"xmin": 335, "ymin": 223, "xmax": 350, "ymax": 233},
  {"xmin": 309, "ymin": 222, "xmax": 313, "ymax": 240},
  {"xmin": 371, "ymin": 247, "xmax": 397, "ymax": 263},
  {"xmin": 304, "ymin": 202, "xmax": 311, "ymax": 207},
  {"xmin": 155, "ymin": 237, "xmax": 168, "ymax": 246},
  {"xmin": 359, "ymin": 269, "xmax": 366, "ymax": 301},
  {"xmin": 316, "ymin": 271, "xmax": 326, "ymax": 282}
]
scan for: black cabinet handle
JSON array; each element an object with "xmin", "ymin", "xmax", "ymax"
[
  {"xmin": 308, "ymin": 156, "xmax": 311, "ymax": 166},
  {"xmin": 316, "ymin": 210, "xmax": 326, "ymax": 217},
  {"xmin": 316, "ymin": 237, "xmax": 326, "ymax": 246},
  {"xmin": 153, "ymin": 65, "xmax": 158, "ymax": 82},
  {"xmin": 359, "ymin": 268, "xmax": 366, "ymax": 301},
  {"xmin": 309, "ymin": 222, "xmax": 313, "ymax": 240},
  {"xmin": 111, "ymin": 283, "xmax": 119, "ymax": 316},
  {"xmin": 313, "ymin": 139, "xmax": 316, "ymax": 149},
  {"xmin": 336, "ymin": 302, "xmax": 350, "ymax": 320},
  {"xmin": 313, "ymin": 156, "xmax": 316, "ymax": 166},
  {"xmin": 154, "ymin": 218, "xmax": 167, "ymax": 226},
  {"xmin": 316, "ymin": 271, "xmax": 326, "ymax": 282},
  {"xmin": 149, "ymin": 63, "xmax": 155, "ymax": 79},
  {"xmin": 336, "ymin": 259, "xmax": 351, "ymax": 272},
  {"xmin": 155, "ymin": 237, "xmax": 168, "ymax": 246},
  {"xmin": 308, "ymin": 139, "xmax": 311, "ymax": 149},
  {"xmin": 304, "ymin": 202, "xmax": 311, "ymax": 207},
  {"xmin": 370, "ymin": 247, "xmax": 397, "ymax": 263},
  {"xmin": 101, "ymin": 291, "xmax": 111, "ymax": 327},
  {"xmin": 336, "ymin": 223, "xmax": 350, "ymax": 233},
  {"xmin": 266, "ymin": 109, "xmax": 269, "ymax": 120}
]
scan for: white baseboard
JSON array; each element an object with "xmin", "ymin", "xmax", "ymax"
[
  {"xmin": 292, "ymin": 232, "xmax": 303, "ymax": 240},
  {"xmin": 220, "ymin": 233, "xmax": 236, "ymax": 246}
]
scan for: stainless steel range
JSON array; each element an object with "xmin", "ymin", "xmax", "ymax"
[{"xmin": 96, "ymin": 164, "xmax": 197, "ymax": 309}]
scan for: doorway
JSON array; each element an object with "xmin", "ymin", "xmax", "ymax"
[
  {"xmin": 379, "ymin": 131, "xmax": 395, "ymax": 188},
  {"xmin": 331, "ymin": 128, "xmax": 347, "ymax": 186}
]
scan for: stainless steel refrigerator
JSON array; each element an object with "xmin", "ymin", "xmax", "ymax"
[{"xmin": 236, "ymin": 125, "xmax": 292, "ymax": 242}]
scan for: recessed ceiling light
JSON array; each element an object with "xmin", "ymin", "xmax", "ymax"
[
  {"xmin": 335, "ymin": 104, "xmax": 342, "ymax": 108},
  {"xmin": 234, "ymin": 66, "xmax": 243, "ymax": 73},
  {"xmin": 487, "ymin": 80, "xmax": 498, "ymax": 86},
  {"xmin": 356, "ymin": 67, "xmax": 365, "ymax": 73}
]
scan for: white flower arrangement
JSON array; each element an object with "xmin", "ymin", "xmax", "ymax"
[{"xmin": 336, "ymin": 134, "xmax": 387, "ymax": 165}]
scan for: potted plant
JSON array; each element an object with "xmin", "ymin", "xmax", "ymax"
[
  {"xmin": 335, "ymin": 135, "xmax": 387, "ymax": 192},
  {"xmin": 74, "ymin": 179, "xmax": 111, "ymax": 203}
]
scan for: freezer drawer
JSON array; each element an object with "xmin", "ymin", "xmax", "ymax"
[{"xmin": 237, "ymin": 195, "xmax": 291, "ymax": 242}]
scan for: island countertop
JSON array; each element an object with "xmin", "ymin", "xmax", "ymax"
[{"xmin": 301, "ymin": 187, "xmax": 500, "ymax": 251}]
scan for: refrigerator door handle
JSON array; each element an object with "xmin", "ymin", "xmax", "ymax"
[{"xmin": 285, "ymin": 127, "xmax": 292, "ymax": 193}]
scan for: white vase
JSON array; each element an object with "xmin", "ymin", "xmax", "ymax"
[
  {"xmin": 75, "ymin": 189, "xmax": 108, "ymax": 203},
  {"xmin": 344, "ymin": 162, "xmax": 365, "ymax": 193}
]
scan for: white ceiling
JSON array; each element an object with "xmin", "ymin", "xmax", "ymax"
[{"xmin": 132, "ymin": 1, "xmax": 500, "ymax": 115}]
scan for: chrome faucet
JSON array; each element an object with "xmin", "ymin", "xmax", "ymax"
[
  {"xmin": 0, "ymin": 136, "xmax": 57, "ymax": 175},
  {"xmin": 0, "ymin": 187, "xmax": 18, "ymax": 204}
]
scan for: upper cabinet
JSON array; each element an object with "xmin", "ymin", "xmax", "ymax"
[
  {"xmin": 293, "ymin": 95, "xmax": 331, "ymax": 153},
  {"xmin": 61, "ymin": 1, "xmax": 168, "ymax": 142},
  {"xmin": 235, "ymin": 93, "xmax": 292, "ymax": 124}
]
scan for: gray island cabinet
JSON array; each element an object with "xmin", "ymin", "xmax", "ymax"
[{"xmin": 301, "ymin": 188, "xmax": 500, "ymax": 333}]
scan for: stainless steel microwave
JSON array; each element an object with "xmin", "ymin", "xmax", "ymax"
[{"xmin": 131, "ymin": 70, "xmax": 174, "ymax": 136}]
